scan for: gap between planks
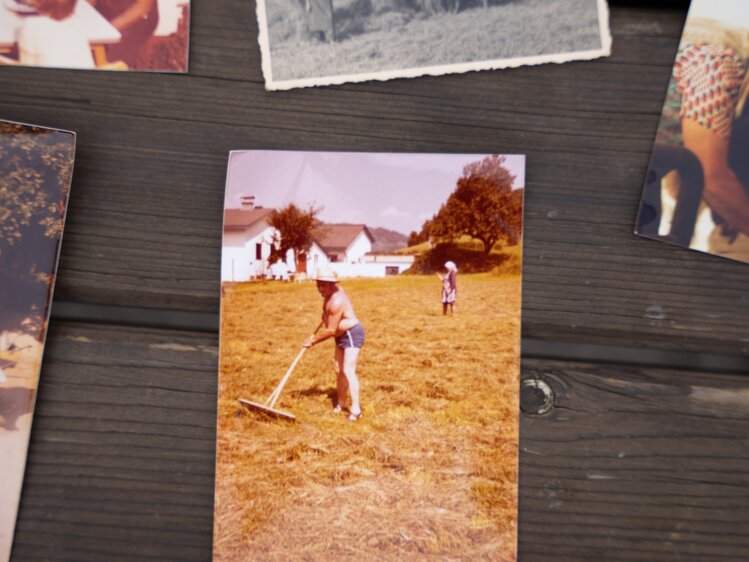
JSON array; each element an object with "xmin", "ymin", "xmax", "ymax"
[{"xmin": 50, "ymin": 301, "xmax": 749, "ymax": 374}]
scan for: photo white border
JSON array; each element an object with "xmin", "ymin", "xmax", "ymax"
[{"xmin": 256, "ymin": 0, "xmax": 612, "ymax": 91}]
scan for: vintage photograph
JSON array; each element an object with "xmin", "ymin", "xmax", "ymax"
[
  {"xmin": 0, "ymin": 120, "xmax": 75, "ymax": 561},
  {"xmin": 215, "ymin": 151, "xmax": 525, "ymax": 560},
  {"xmin": 635, "ymin": 0, "xmax": 749, "ymax": 265},
  {"xmin": 256, "ymin": 0, "xmax": 611, "ymax": 89},
  {"xmin": 0, "ymin": 0, "xmax": 190, "ymax": 71}
]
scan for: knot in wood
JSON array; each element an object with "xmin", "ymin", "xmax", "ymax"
[{"xmin": 521, "ymin": 378, "xmax": 554, "ymax": 415}]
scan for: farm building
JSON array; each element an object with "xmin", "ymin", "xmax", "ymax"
[
  {"xmin": 307, "ymin": 224, "xmax": 373, "ymax": 277},
  {"xmin": 222, "ymin": 201, "xmax": 414, "ymax": 281},
  {"xmin": 361, "ymin": 254, "xmax": 415, "ymax": 276},
  {"xmin": 221, "ymin": 198, "xmax": 294, "ymax": 282},
  {"xmin": 308, "ymin": 225, "xmax": 414, "ymax": 278}
]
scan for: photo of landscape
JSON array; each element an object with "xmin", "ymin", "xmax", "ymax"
[
  {"xmin": 215, "ymin": 151, "xmax": 525, "ymax": 561},
  {"xmin": 0, "ymin": 120, "xmax": 75, "ymax": 561},
  {"xmin": 258, "ymin": 0, "xmax": 611, "ymax": 89}
]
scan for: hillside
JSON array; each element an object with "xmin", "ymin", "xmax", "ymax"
[
  {"xmin": 369, "ymin": 226, "xmax": 408, "ymax": 252},
  {"xmin": 394, "ymin": 236, "xmax": 522, "ymax": 275}
]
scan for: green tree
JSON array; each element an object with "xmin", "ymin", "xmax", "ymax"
[
  {"xmin": 267, "ymin": 204, "xmax": 321, "ymax": 268},
  {"xmin": 408, "ymin": 217, "xmax": 433, "ymax": 247},
  {"xmin": 0, "ymin": 122, "xmax": 75, "ymax": 337},
  {"xmin": 430, "ymin": 155, "xmax": 522, "ymax": 256}
]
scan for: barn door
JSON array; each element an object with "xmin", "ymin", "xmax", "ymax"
[{"xmin": 297, "ymin": 252, "xmax": 307, "ymax": 273}]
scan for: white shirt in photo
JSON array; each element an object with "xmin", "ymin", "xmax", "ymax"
[{"xmin": 18, "ymin": 14, "xmax": 95, "ymax": 69}]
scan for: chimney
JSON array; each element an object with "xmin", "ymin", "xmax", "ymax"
[{"xmin": 240, "ymin": 195, "xmax": 255, "ymax": 209}]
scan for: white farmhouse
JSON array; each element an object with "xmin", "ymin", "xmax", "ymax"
[
  {"xmin": 307, "ymin": 224, "xmax": 374, "ymax": 278},
  {"xmin": 222, "ymin": 197, "xmax": 299, "ymax": 282},
  {"xmin": 223, "ymin": 207, "xmax": 414, "ymax": 282},
  {"xmin": 306, "ymin": 224, "xmax": 414, "ymax": 278},
  {"xmin": 222, "ymin": 204, "xmax": 275, "ymax": 282}
]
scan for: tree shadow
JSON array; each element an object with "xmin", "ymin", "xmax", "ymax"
[
  {"xmin": 332, "ymin": 0, "xmax": 525, "ymax": 38},
  {"xmin": 409, "ymin": 243, "xmax": 514, "ymax": 273},
  {"xmin": 323, "ymin": 0, "xmax": 531, "ymax": 46},
  {"xmin": 0, "ymin": 386, "xmax": 35, "ymax": 431},
  {"xmin": 332, "ymin": 0, "xmax": 375, "ymax": 41}
]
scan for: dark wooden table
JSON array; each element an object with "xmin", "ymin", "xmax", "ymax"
[{"xmin": 3, "ymin": 0, "xmax": 748, "ymax": 560}]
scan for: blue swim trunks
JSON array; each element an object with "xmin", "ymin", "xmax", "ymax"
[{"xmin": 335, "ymin": 323, "xmax": 365, "ymax": 349}]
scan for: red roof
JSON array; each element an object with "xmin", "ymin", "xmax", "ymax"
[
  {"xmin": 313, "ymin": 224, "xmax": 374, "ymax": 253},
  {"xmin": 224, "ymin": 207, "xmax": 273, "ymax": 230}
]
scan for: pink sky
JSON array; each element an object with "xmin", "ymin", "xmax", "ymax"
[
  {"xmin": 225, "ymin": 151, "xmax": 525, "ymax": 235},
  {"xmin": 689, "ymin": 0, "xmax": 749, "ymax": 29}
]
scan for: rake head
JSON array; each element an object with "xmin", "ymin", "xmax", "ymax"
[{"xmin": 238, "ymin": 398, "xmax": 296, "ymax": 421}]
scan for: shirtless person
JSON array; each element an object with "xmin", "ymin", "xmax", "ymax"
[{"xmin": 303, "ymin": 266, "xmax": 364, "ymax": 421}]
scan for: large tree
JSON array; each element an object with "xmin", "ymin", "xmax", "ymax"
[
  {"xmin": 407, "ymin": 216, "xmax": 433, "ymax": 248},
  {"xmin": 267, "ymin": 203, "xmax": 321, "ymax": 268},
  {"xmin": 430, "ymin": 155, "xmax": 522, "ymax": 256},
  {"xmin": 0, "ymin": 123, "xmax": 75, "ymax": 338}
]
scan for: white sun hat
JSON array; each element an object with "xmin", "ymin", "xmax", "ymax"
[{"xmin": 315, "ymin": 266, "xmax": 339, "ymax": 283}]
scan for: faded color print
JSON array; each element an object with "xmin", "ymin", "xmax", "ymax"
[
  {"xmin": 0, "ymin": 0, "xmax": 190, "ymax": 72},
  {"xmin": 256, "ymin": 0, "xmax": 611, "ymax": 89},
  {"xmin": 215, "ymin": 151, "xmax": 525, "ymax": 561},
  {"xmin": 635, "ymin": 0, "xmax": 749, "ymax": 265},
  {"xmin": 0, "ymin": 120, "xmax": 75, "ymax": 561}
]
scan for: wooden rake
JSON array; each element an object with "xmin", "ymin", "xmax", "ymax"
[{"xmin": 239, "ymin": 322, "xmax": 323, "ymax": 421}]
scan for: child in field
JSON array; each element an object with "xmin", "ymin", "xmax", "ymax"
[{"xmin": 438, "ymin": 261, "xmax": 457, "ymax": 316}]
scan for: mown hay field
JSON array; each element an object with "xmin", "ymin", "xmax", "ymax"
[
  {"xmin": 266, "ymin": 0, "xmax": 604, "ymax": 82},
  {"xmin": 215, "ymin": 272, "xmax": 520, "ymax": 561}
]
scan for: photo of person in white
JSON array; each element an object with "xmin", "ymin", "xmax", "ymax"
[{"xmin": 0, "ymin": 0, "xmax": 190, "ymax": 71}]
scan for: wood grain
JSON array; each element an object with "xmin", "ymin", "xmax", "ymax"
[
  {"xmin": 12, "ymin": 323, "xmax": 218, "ymax": 562},
  {"xmin": 3, "ymin": 1, "xmax": 746, "ymax": 560},
  {"xmin": 520, "ymin": 359, "xmax": 749, "ymax": 561},
  {"xmin": 1, "ymin": 4, "xmax": 746, "ymax": 354},
  {"xmin": 10, "ymin": 322, "xmax": 748, "ymax": 561}
]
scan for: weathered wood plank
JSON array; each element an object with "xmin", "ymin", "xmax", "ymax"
[
  {"xmin": 520, "ymin": 359, "xmax": 749, "ymax": 561},
  {"xmin": 8, "ymin": 322, "xmax": 749, "ymax": 561},
  {"xmin": 0, "ymin": 3, "xmax": 746, "ymax": 355},
  {"xmin": 11, "ymin": 323, "xmax": 218, "ymax": 562}
]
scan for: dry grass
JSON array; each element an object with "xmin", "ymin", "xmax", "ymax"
[
  {"xmin": 215, "ymin": 273, "xmax": 520, "ymax": 561},
  {"xmin": 266, "ymin": 0, "xmax": 603, "ymax": 82}
]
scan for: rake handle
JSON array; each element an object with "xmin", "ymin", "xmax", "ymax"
[
  {"xmin": 265, "ymin": 322, "xmax": 324, "ymax": 408},
  {"xmin": 265, "ymin": 347, "xmax": 307, "ymax": 408}
]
